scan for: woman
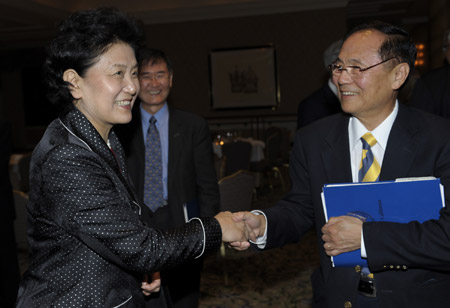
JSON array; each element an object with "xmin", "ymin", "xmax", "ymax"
[{"xmin": 16, "ymin": 7, "xmax": 245, "ymax": 308}]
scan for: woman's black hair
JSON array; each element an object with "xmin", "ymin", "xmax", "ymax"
[{"xmin": 44, "ymin": 7, "xmax": 144, "ymax": 114}]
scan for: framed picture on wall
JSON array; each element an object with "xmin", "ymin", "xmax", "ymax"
[{"xmin": 209, "ymin": 45, "xmax": 279, "ymax": 110}]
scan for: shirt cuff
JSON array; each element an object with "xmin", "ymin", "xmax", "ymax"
[
  {"xmin": 249, "ymin": 210, "xmax": 268, "ymax": 249},
  {"xmin": 361, "ymin": 227, "xmax": 367, "ymax": 258}
]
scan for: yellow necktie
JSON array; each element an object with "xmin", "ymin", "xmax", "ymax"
[
  {"xmin": 358, "ymin": 132, "xmax": 381, "ymax": 182},
  {"xmin": 358, "ymin": 132, "xmax": 380, "ymax": 296}
]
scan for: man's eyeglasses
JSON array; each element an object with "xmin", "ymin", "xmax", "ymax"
[{"xmin": 328, "ymin": 57, "xmax": 397, "ymax": 78}]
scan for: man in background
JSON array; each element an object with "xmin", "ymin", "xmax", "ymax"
[
  {"xmin": 409, "ymin": 28, "xmax": 450, "ymax": 117},
  {"xmin": 233, "ymin": 21, "xmax": 450, "ymax": 308},
  {"xmin": 116, "ymin": 48, "xmax": 220, "ymax": 308},
  {"xmin": 297, "ymin": 39, "xmax": 342, "ymax": 129}
]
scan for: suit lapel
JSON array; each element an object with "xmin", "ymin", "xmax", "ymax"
[
  {"xmin": 321, "ymin": 114, "xmax": 353, "ymax": 183},
  {"xmin": 443, "ymin": 67, "xmax": 450, "ymax": 116},
  {"xmin": 118, "ymin": 106, "xmax": 146, "ymax": 202},
  {"xmin": 61, "ymin": 110, "xmax": 137, "ymax": 202},
  {"xmin": 380, "ymin": 105, "xmax": 420, "ymax": 181},
  {"xmin": 168, "ymin": 107, "xmax": 182, "ymax": 187},
  {"xmin": 131, "ymin": 107, "xmax": 146, "ymax": 194},
  {"xmin": 108, "ymin": 131, "xmax": 139, "ymax": 202},
  {"xmin": 321, "ymin": 106, "xmax": 421, "ymax": 183}
]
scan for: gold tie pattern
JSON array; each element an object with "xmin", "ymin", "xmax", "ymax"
[
  {"xmin": 358, "ymin": 132, "xmax": 381, "ymax": 182},
  {"xmin": 358, "ymin": 132, "xmax": 380, "ymax": 296}
]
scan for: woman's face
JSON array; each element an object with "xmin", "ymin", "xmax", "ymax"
[{"xmin": 69, "ymin": 42, "xmax": 139, "ymax": 139}]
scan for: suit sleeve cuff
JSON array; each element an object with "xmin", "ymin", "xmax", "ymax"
[{"xmin": 189, "ymin": 217, "xmax": 222, "ymax": 258}]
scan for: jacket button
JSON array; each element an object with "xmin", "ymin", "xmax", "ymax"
[
  {"xmin": 344, "ymin": 301, "xmax": 352, "ymax": 308},
  {"xmin": 354, "ymin": 265, "xmax": 361, "ymax": 273}
]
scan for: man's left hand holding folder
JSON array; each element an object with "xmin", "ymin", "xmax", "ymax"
[{"xmin": 321, "ymin": 215, "xmax": 363, "ymax": 257}]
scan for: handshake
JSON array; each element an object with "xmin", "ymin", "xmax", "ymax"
[{"xmin": 214, "ymin": 211, "xmax": 267, "ymax": 250}]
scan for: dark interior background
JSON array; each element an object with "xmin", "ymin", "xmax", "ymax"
[{"xmin": 0, "ymin": 0, "xmax": 448, "ymax": 151}]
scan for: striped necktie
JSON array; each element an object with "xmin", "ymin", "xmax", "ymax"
[
  {"xmin": 144, "ymin": 116, "xmax": 164, "ymax": 212},
  {"xmin": 358, "ymin": 132, "xmax": 379, "ymax": 296},
  {"xmin": 358, "ymin": 132, "xmax": 381, "ymax": 182}
]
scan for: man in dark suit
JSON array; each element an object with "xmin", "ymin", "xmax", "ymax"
[
  {"xmin": 0, "ymin": 119, "xmax": 21, "ymax": 307},
  {"xmin": 233, "ymin": 21, "xmax": 450, "ymax": 308},
  {"xmin": 409, "ymin": 28, "xmax": 450, "ymax": 117},
  {"xmin": 297, "ymin": 40, "xmax": 342, "ymax": 129},
  {"xmin": 116, "ymin": 49, "xmax": 220, "ymax": 308}
]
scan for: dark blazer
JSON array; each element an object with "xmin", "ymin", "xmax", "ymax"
[
  {"xmin": 409, "ymin": 64, "xmax": 450, "ymax": 118},
  {"xmin": 264, "ymin": 104, "xmax": 450, "ymax": 308},
  {"xmin": 116, "ymin": 104, "xmax": 219, "ymax": 307},
  {"xmin": 16, "ymin": 109, "xmax": 222, "ymax": 308},
  {"xmin": 297, "ymin": 82, "xmax": 341, "ymax": 129},
  {"xmin": 116, "ymin": 104, "xmax": 220, "ymax": 227}
]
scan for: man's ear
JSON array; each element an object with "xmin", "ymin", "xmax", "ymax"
[
  {"xmin": 168, "ymin": 72, "xmax": 173, "ymax": 88},
  {"xmin": 63, "ymin": 69, "xmax": 82, "ymax": 100},
  {"xmin": 391, "ymin": 62, "xmax": 410, "ymax": 90}
]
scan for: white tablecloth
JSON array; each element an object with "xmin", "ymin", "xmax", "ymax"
[{"xmin": 213, "ymin": 138, "xmax": 265, "ymax": 162}]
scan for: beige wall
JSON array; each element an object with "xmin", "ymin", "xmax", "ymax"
[
  {"xmin": 142, "ymin": 8, "xmax": 347, "ymax": 118},
  {"xmin": 1, "ymin": 8, "xmax": 347, "ymax": 150}
]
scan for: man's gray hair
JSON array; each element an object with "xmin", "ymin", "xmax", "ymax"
[
  {"xmin": 323, "ymin": 39, "xmax": 343, "ymax": 69},
  {"xmin": 444, "ymin": 28, "xmax": 450, "ymax": 49}
]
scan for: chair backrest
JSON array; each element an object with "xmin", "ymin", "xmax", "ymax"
[
  {"xmin": 15, "ymin": 152, "xmax": 32, "ymax": 192},
  {"xmin": 265, "ymin": 127, "xmax": 291, "ymax": 166},
  {"xmin": 13, "ymin": 190, "xmax": 29, "ymax": 251},
  {"xmin": 266, "ymin": 132, "xmax": 282, "ymax": 166},
  {"xmin": 222, "ymin": 141, "xmax": 252, "ymax": 176},
  {"xmin": 218, "ymin": 170, "xmax": 256, "ymax": 212}
]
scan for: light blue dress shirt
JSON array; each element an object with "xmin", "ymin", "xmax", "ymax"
[{"xmin": 140, "ymin": 103, "xmax": 169, "ymax": 201}]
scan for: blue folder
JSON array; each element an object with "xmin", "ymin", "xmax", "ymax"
[{"xmin": 321, "ymin": 177, "xmax": 445, "ymax": 267}]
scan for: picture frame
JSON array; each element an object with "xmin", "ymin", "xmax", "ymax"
[{"xmin": 209, "ymin": 45, "xmax": 279, "ymax": 110}]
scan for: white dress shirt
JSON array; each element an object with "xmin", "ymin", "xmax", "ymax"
[
  {"xmin": 349, "ymin": 101, "xmax": 398, "ymax": 257},
  {"xmin": 252, "ymin": 101, "xmax": 400, "ymax": 256}
]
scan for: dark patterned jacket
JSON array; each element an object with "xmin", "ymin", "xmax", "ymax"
[{"xmin": 16, "ymin": 109, "xmax": 222, "ymax": 308}]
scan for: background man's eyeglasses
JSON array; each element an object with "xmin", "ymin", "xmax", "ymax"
[{"xmin": 329, "ymin": 57, "xmax": 397, "ymax": 78}]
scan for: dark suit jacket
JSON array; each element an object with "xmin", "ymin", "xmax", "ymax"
[
  {"xmin": 409, "ymin": 64, "xmax": 450, "ymax": 118},
  {"xmin": 16, "ymin": 109, "xmax": 222, "ymax": 308},
  {"xmin": 116, "ymin": 104, "xmax": 220, "ymax": 228},
  {"xmin": 297, "ymin": 82, "xmax": 341, "ymax": 129},
  {"xmin": 264, "ymin": 104, "xmax": 450, "ymax": 308}
]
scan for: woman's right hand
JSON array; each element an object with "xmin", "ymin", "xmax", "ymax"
[{"xmin": 214, "ymin": 211, "xmax": 248, "ymax": 243}]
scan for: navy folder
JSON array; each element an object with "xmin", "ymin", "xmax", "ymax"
[{"xmin": 321, "ymin": 177, "xmax": 445, "ymax": 267}]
